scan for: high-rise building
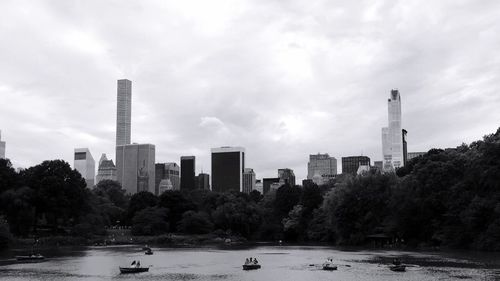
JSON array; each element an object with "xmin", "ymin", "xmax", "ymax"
[
  {"xmin": 307, "ymin": 153, "xmax": 337, "ymax": 185},
  {"xmin": 197, "ymin": 173, "xmax": 210, "ymax": 190},
  {"xmin": 180, "ymin": 156, "xmax": 196, "ymax": 190},
  {"xmin": 243, "ymin": 168, "xmax": 256, "ymax": 194},
  {"xmin": 278, "ymin": 168, "xmax": 296, "ymax": 186},
  {"xmin": 0, "ymin": 130, "xmax": 5, "ymax": 159},
  {"xmin": 116, "ymin": 79, "xmax": 132, "ymax": 147},
  {"xmin": 382, "ymin": 89, "xmax": 404, "ymax": 171},
  {"xmin": 116, "ymin": 143, "xmax": 155, "ymax": 194},
  {"xmin": 342, "ymin": 156, "xmax": 370, "ymax": 175},
  {"xmin": 155, "ymin": 162, "xmax": 180, "ymax": 195},
  {"xmin": 96, "ymin": 153, "xmax": 117, "ymax": 184},
  {"xmin": 211, "ymin": 147, "xmax": 245, "ymax": 193},
  {"xmin": 263, "ymin": 177, "xmax": 280, "ymax": 194},
  {"xmin": 74, "ymin": 148, "xmax": 95, "ymax": 188}
]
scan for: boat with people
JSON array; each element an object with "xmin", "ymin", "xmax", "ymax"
[
  {"xmin": 242, "ymin": 257, "xmax": 261, "ymax": 270},
  {"xmin": 322, "ymin": 258, "xmax": 337, "ymax": 271},
  {"xmin": 119, "ymin": 260, "xmax": 149, "ymax": 274},
  {"xmin": 145, "ymin": 248, "xmax": 153, "ymax": 255}
]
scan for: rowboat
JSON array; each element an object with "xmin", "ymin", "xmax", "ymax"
[
  {"xmin": 322, "ymin": 263, "xmax": 338, "ymax": 271},
  {"xmin": 243, "ymin": 264, "xmax": 261, "ymax": 270},
  {"xmin": 389, "ymin": 265, "xmax": 406, "ymax": 272},
  {"xmin": 119, "ymin": 266, "xmax": 149, "ymax": 274}
]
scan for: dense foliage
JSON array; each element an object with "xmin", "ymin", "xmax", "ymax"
[{"xmin": 0, "ymin": 127, "xmax": 500, "ymax": 250}]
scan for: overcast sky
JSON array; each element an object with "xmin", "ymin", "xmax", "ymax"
[{"xmin": 1, "ymin": 0, "xmax": 500, "ymax": 180}]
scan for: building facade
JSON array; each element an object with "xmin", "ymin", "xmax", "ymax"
[
  {"xmin": 242, "ymin": 168, "xmax": 256, "ymax": 194},
  {"xmin": 197, "ymin": 173, "xmax": 210, "ymax": 190},
  {"xmin": 116, "ymin": 79, "xmax": 132, "ymax": 147},
  {"xmin": 342, "ymin": 156, "xmax": 370, "ymax": 175},
  {"xmin": 407, "ymin": 152, "xmax": 426, "ymax": 161},
  {"xmin": 402, "ymin": 129, "xmax": 408, "ymax": 166},
  {"xmin": 0, "ymin": 130, "xmax": 5, "ymax": 159},
  {"xmin": 255, "ymin": 179, "xmax": 263, "ymax": 193},
  {"xmin": 74, "ymin": 148, "xmax": 95, "ymax": 188},
  {"xmin": 278, "ymin": 168, "xmax": 296, "ymax": 186},
  {"xmin": 155, "ymin": 162, "xmax": 180, "ymax": 195},
  {"xmin": 180, "ymin": 156, "xmax": 196, "ymax": 190},
  {"xmin": 263, "ymin": 177, "xmax": 280, "ymax": 194},
  {"xmin": 96, "ymin": 153, "xmax": 117, "ymax": 184},
  {"xmin": 307, "ymin": 153, "xmax": 337, "ymax": 185},
  {"xmin": 116, "ymin": 143, "xmax": 155, "ymax": 194},
  {"xmin": 211, "ymin": 147, "xmax": 245, "ymax": 193},
  {"xmin": 382, "ymin": 89, "xmax": 404, "ymax": 172}
]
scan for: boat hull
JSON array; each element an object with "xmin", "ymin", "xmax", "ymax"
[
  {"xmin": 16, "ymin": 256, "xmax": 45, "ymax": 261},
  {"xmin": 119, "ymin": 267, "xmax": 149, "ymax": 274},
  {"xmin": 389, "ymin": 265, "xmax": 406, "ymax": 272},
  {"xmin": 242, "ymin": 264, "xmax": 261, "ymax": 270},
  {"xmin": 322, "ymin": 265, "xmax": 338, "ymax": 271}
]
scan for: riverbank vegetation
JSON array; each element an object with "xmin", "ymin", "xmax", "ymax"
[{"xmin": 1, "ymin": 128, "xmax": 500, "ymax": 250}]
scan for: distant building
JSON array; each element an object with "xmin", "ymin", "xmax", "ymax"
[
  {"xmin": 374, "ymin": 161, "xmax": 383, "ymax": 171},
  {"xmin": 307, "ymin": 153, "xmax": 337, "ymax": 185},
  {"xmin": 0, "ymin": 130, "xmax": 5, "ymax": 159},
  {"xmin": 155, "ymin": 162, "xmax": 180, "ymax": 195},
  {"xmin": 197, "ymin": 172, "xmax": 210, "ymax": 190},
  {"xmin": 180, "ymin": 156, "xmax": 196, "ymax": 190},
  {"xmin": 211, "ymin": 147, "xmax": 245, "ymax": 193},
  {"xmin": 382, "ymin": 89, "xmax": 404, "ymax": 171},
  {"xmin": 255, "ymin": 179, "xmax": 263, "ymax": 193},
  {"xmin": 263, "ymin": 177, "xmax": 280, "ymax": 194},
  {"xmin": 74, "ymin": 148, "xmax": 95, "ymax": 188},
  {"xmin": 116, "ymin": 79, "xmax": 132, "ymax": 147},
  {"xmin": 116, "ymin": 143, "xmax": 155, "ymax": 194},
  {"xmin": 96, "ymin": 153, "xmax": 117, "ymax": 184},
  {"xmin": 270, "ymin": 182, "xmax": 282, "ymax": 192},
  {"xmin": 407, "ymin": 152, "xmax": 426, "ymax": 161},
  {"xmin": 402, "ymin": 129, "xmax": 408, "ymax": 166},
  {"xmin": 342, "ymin": 156, "xmax": 370, "ymax": 175},
  {"xmin": 278, "ymin": 168, "xmax": 296, "ymax": 186},
  {"xmin": 243, "ymin": 168, "xmax": 256, "ymax": 194}
]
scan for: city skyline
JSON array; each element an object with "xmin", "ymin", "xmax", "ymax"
[{"xmin": 1, "ymin": 1, "xmax": 500, "ymax": 181}]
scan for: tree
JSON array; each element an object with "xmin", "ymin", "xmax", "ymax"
[
  {"xmin": 93, "ymin": 180, "xmax": 127, "ymax": 209},
  {"xmin": 20, "ymin": 160, "xmax": 88, "ymax": 230},
  {"xmin": 127, "ymin": 191, "xmax": 158, "ymax": 223},
  {"xmin": 158, "ymin": 191, "xmax": 196, "ymax": 232},
  {"xmin": 131, "ymin": 207, "xmax": 169, "ymax": 236},
  {"xmin": 177, "ymin": 211, "xmax": 214, "ymax": 234},
  {"xmin": 0, "ymin": 186, "xmax": 35, "ymax": 236}
]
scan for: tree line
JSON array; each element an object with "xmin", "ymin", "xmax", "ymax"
[{"xmin": 1, "ymin": 127, "xmax": 500, "ymax": 250}]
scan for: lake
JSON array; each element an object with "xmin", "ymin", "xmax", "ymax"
[{"xmin": 1, "ymin": 245, "xmax": 500, "ymax": 280}]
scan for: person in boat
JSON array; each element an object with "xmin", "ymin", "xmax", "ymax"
[
  {"xmin": 253, "ymin": 258, "xmax": 258, "ymax": 264},
  {"xmin": 137, "ymin": 261, "xmax": 141, "ymax": 268},
  {"xmin": 245, "ymin": 258, "xmax": 249, "ymax": 265},
  {"xmin": 392, "ymin": 258, "xmax": 401, "ymax": 265}
]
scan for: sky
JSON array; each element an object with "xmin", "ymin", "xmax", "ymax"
[{"xmin": 1, "ymin": 0, "xmax": 500, "ymax": 181}]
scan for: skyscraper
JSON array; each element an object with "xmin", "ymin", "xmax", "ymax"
[
  {"xmin": 307, "ymin": 153, "xmax": 337, "ymax": 185},
  {"xmin": 342, "ymin": 156, "xmax": 370, "ymax": 175},
  {"xmin": 278, "ymin": 168, "xmax": 296, "ymax": 186},
  {"xmin": 242, "ymin": 168, "xmax": 256, "ymax": 194},
  {"xmin": 262, "ymin": 177, "xmax": 280, "ymax": 194},
  {"xmin": 74, "ymin": 148, "xmax": 95, "ymax": 188},
  {"xmin": 180, "ymin": 156, "xmax": 196, "ymax": 190},
  {"xmin": 382, "ymin": 89, "xmax": 404, "ymax": 171},
  {"xmin": 116, "ymin": 143, "xmax": 155, "ymax": 194},
  {"xmin": 211, "ymin": 147, "xmax": 245, "ymax": 193},
  {"xmin": 402, "ymin": 129, "xmax": 408, "ymax": 166},
  {"xmin": 116, "ymin": 79, "xmax": 132, "ymax": 147},
  {"xmin": 0, "ymin": 130, "xmax": 5, "ymax": 159},
  {"xmin": 96, "ymin": 153, "xmax": 117, "ymax": 184}
]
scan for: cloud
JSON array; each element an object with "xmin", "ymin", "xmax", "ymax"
[{"xmin": 1, "ymin": 0, "xmax": 500, "ymax": 180}]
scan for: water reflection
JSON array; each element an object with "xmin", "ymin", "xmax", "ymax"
[{"xmin": 0, "ymin": 246, "xmax": 499, "ymax": 280}]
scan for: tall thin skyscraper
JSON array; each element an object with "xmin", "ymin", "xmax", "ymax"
[
  {"xmin": 116, "ymin": 79, "xmax": 132, "ymax": 147},
  {"xmin": 382, "ymin": 89, "xmax": 403, "ymax": 171}
]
